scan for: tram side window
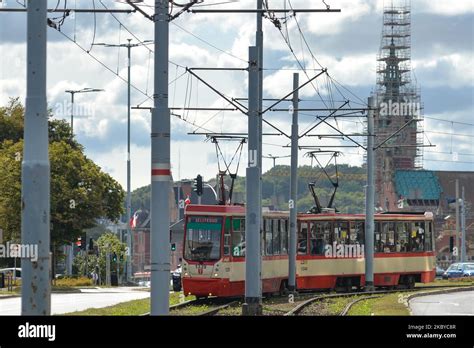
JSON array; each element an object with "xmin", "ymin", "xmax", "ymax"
[
  {"xmin": 351, "ymin": 221, "xmax": 364, "ymax": 246},
  {"xmin": 374, "ymin": 222, "xmax": 382, "ymax": 252},
  {"xmin": 395, "ymin": 222, "xmax": 409, "ymax": 252},
  {"xmin": 334, "ymin": 221, "xmax": 350, "ymax": 245},
  {"xmin": 424, "ymin": 221, "xmax": 433, "ymax": 251},
  {"xmin": 224, "ymin": 218, "xmax": 231, "ymax": 256},
  {"xmin": 280, "ymin": 219, "xmax": 288, "ymax": 255},
  {"xmin": 380, "ymin": 222, "xmax": 396, "ymax": 252},
  {"xmin": 409, "ymin": 221, "xmax": 425, "ymax": 252},
  {"xmin": 272, "ymin": 219, "xmax": 281, "ymax": 255},
  {"xmin": 232, "ymin": 218, "xmax": 245, "ymax": 257},
  {"xmin": 264, "ymin": 219, "xmax": 273, "ymax": 255},
  {"xmin": 298, "ymin": 222, "xmax": 308, "ymax": 254},
  {"xmin": 310, "ymin": 221, "xmax": 332, "ymax": 255}
]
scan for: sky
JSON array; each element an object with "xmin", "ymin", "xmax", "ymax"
[{"xmin": 0, "ymin": 0, "xmax": 473, "ymax": 191}]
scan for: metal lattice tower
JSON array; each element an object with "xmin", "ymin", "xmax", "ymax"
[{"xmin": 373, "ymin": 0, "xmax": 424, "ymax": 210}]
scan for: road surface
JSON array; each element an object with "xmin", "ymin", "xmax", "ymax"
[
  {"xmin": 0, "ymin": 287, "xmax": 150, "ymax": 315},
  {"xmin": 410, "ymin": 291, "xmax": 474, "ymax": 315}
]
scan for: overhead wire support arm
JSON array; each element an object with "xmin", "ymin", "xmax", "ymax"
[
  {"xmin": 298, "ymin": 100, "xmax": 349, "ymax": 138},
  {"xmin": 185, "ymin": 68, "xmax": 290, "ymax": 138},
  {"xmin": 231, "ymin": 98, "xmax": 249, "ymax": 112},
  {"xmin": 123, "ymin": 0, "xmax": 153, "ymax": 20},
  {"xmin": 299, "ymin": 145, "xmax": 360, "ymax": 149},
  {"xmin": 270, "ymin": 108, "xmax": 369, "ymax": 112},
  {"xmin": 188, "ymin": 132, "xmax": 282, "ymax": 137},
  {"xmin": 170, "ymin": 107, "xmax": 237, "ymax": 111},
  {"xmin": 169, "ymin": 1, "xmax": 202, "ymax": 21},
  {"xmin": 185, "ymin": 68, "xmax": 248, "ymax": 115},
  {"xmin": 189, "ymin": 9, "xmax": 341, "ymax": 14},
  {"xmin": 261, "ymin": 70, "xmax": 327, "ymax": 114},
  {"xmin": 306, "ymin": 133, "xmax": 370, "ymax": 138},
  {"xmin": 380, "ymin": 144, "xmax": 436, "ymax": 149},
  {"xmin": 0, "ymin": 8, "xmax": 135, "ymax": 13},
  {"xmin": 188, "ymin": 67, "xmax": 248, "ymax": 71},
  {"xmin": 313, "ymin": 118, "xmax": 366, "ymax": 150},
  {"xmin": 374, "ymin": 118, "xmax": 418, "ymax": 150}
]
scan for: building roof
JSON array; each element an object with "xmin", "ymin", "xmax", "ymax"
[{"xmin": 394, "ymin": 170, "xmax": 442, "ymax": 200}]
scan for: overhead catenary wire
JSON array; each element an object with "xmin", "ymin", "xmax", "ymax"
[
  {"xmin": 86, "ymin": 0, "xmax": 97, "ymax": 53},
  {"xmin": 171, "ymin": 22, "xmax": 248, "ymax": 63},
  {"xmin": 98, "ymin": 0, "xmax": 184, "ymax": 69},
  {"xmin": 52, "ymin": 28, "xmax": 152, "ymax": 99}
]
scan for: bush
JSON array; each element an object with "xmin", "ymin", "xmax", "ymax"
[{"xmin": 54, "ymin": 276, "xmax": 93, "ymax": 287}]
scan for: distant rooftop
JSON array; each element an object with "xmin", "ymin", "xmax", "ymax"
[{"xmin": 395, "ymin": 170, "xmax": 442, "ymax": 200}]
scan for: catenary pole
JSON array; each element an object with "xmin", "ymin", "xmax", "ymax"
[
  {"xmin": 243, "ymin": 46, "xmax": 262, "ymax": 316},
  {"xmin": 126, "ymin": 39, "xmax": 132, "ymax": 282},
  {"xmin": 455, "ymin": 179, "xmax": 460, "ymax": 262},
  {"xmin": 21, "ymin": 0, "xmax": 51, "ymax": 316},
  {"xmin": 150, "ymin": 0, "xmax": 171, "ymax": 315},
  {"xmin": 461, "ymin": 186, "xmax": 466, "ymax": 263},
  {"xmin": 288, "ymin": 73, "xmax": 299, "ymax": 292},
  {"xmin": 256, "ymin": 1, "xmax": 263, "ymax": 257},
  {"xmin": 364, "ymin": 96, "xmax": 375, "ymax": 291}
]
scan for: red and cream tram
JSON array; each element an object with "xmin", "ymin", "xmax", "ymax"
[{"xmin": 182, "ymin": 204, "xmax": 436, "ymax": 298}]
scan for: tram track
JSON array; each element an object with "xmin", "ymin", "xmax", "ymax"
[
  {"xmin": 284, "ymin": 285, "xmax": 474, "ymax": 316},
  {"xmin": 139, "ymin": 283, "xmax": 473, "ymax": 316}
]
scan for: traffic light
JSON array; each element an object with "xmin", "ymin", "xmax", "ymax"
[
  {"xmin": 88, "ymin": 238, "xmax": 94, "ymax": 251},
  {"xmin": 112, "ymin": 252, "xmax": 117, "ymax": 262},
  {"xmin": 449, "ymin": 236, "xmax": 454, "ymax": 252},
  {"xmin": 193, "ymin": 174, "xmax": 203, "ymax": 196},
  {"xmin": 171, "ymin": 243, "xmax": 176, "ymax": 251},
  {"xmin": 81, "ymin": 233, "xmax": 87, "ymax": 250}
]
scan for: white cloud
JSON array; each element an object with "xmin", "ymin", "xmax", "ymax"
[
  {"xmin": 414, "ymin": 0, "xmax": 474, "ymax": 16},
  {"xmin": 413, "ymin": 53, "xmax": 474, "ymax": 88},
  {"xmin": 305, "ymin": 0, "xmax": 373, "ymax": 36}
]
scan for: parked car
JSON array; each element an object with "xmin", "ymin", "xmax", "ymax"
[
  {"xmin": 442, "ymin": 263, "xmax": 474, "ymax": 279},
  {"xmin": 138, "ymin": 280, "xmax": 150, "ymax": 287},
  {"xmin": 435, "ymin": 266, "xmax": 445, "ymax": 278},
  {"xmin": 0, "ymin": 268, "xmax": 21, "ymax": 280}
]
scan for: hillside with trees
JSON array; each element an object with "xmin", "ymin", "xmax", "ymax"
[{"xmin": 131, "ymin": 164, "xmax": 367, "ymax": 214}]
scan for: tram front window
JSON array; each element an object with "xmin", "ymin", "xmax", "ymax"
[{"xmin": 185, "ymin": 216, "xmax": 222, "ymax": 261}]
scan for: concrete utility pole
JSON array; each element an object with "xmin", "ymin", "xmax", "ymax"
[
  {"xmin": 364, "ymin": 96, "xmax": 375, "ymax": 291},
  {"xmin": 126, "ymin": 39, "xmax": 133, "ymax": 283},
  {"xmin": 255, "ymin": 1, "xmax": 264, "ymax": 306},
  {"xmin": 243, "ymin": 46, "xmax": 262, "ymax": 316},
  {"xmin": 21, "ymin": 0, "xmax": 50, "ymax": 316},
  {"xmin": 255, "ymin": 0, "xmax": 263, "ymax": 178},
  {"xmin": 461, "ymin": 186, "xmax": 466, "ymax": 262},
  {"xmin": 150, "ymin": 0, "xmax": 171, "ymax": 316},
  {"xmin": 455, "ymin": 179, "xmax": 460, "ymax": 261},
  {"xmin": 288, "ymin": 73, "xmax": 299, "ymax": 292}
]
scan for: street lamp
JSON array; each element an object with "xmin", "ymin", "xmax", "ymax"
[{"xmin": 64, "ymin": 87, "xmax": 104, "ymax": 137}]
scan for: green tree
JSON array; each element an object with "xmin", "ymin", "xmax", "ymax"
[
  {"xmin": 0, "ymin": 98, "xmax": 24, "ymax": 144},
  {"xmin": 0, "ymin": 99, "xmax": 124, "ymax": 249}
]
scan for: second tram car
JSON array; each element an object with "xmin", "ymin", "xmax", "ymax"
[{"xmin": 182, "ymin": 204, "xmax": 436, "ymax": 298}]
